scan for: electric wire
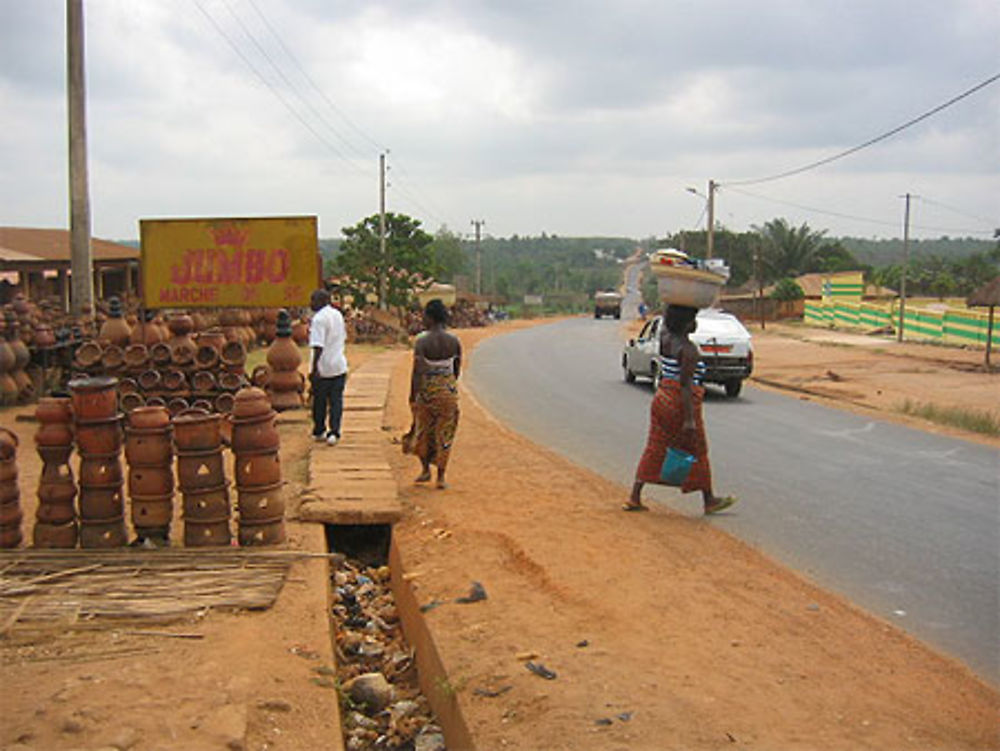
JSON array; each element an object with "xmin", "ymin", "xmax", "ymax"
[
  {"xmin": 916, "ymin": 196, "xmax": 998, "ymax": 228},
  {"xmin": 722, "ymin": 72, "xmax": 1000, "ymax": 187}
]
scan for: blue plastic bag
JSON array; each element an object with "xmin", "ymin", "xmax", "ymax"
[{"xmin": 660, "ymin": 447, "xmax": 695, "ymax": 486}]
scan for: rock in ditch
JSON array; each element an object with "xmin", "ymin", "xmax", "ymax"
[
  {"xmin": 343, "ymin": 672, "xmax": 394, "ymax": 713},
  {"xmin": 414, "ymin": 727, "xmax": 447, "ymax": 751}
]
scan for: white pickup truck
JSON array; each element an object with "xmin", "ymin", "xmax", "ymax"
[{"xmin": 621, "ymin": 308, "xmax": 754, "ymax": 397}]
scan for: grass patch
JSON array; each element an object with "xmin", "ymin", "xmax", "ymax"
[{"xmin": 896, "ymin": 399, "xmax": 1000, "ymax": 436}]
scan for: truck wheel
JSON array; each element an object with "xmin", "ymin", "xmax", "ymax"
[
  {"xmin": 613, "ymin": 309, "xmax": 620, "ymax": 319},
  {"xmin": 724, "ymin": 379, "xmax": 743, "ymax": 398},
  {"xmin": 594, "ymin": 309, "xmax": 601, "ymax": 319}
]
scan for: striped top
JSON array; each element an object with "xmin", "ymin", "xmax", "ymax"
[{"xmin": 659, "ymin": 354, "xmax": 706, "ymax": 386}]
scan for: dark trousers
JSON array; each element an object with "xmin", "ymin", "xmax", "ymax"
[{"xmin": 312, "ymin": 373, "xmax": 346, "ymax": 438}]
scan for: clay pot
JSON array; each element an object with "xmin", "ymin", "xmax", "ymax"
[
  {"xmin": 219, "ymin": 372, "xmax": 246, "ymax": 391},
  {"xmin": 128, "ymin": 466, "xmax": 174, "ymax": 496},
  {"xmin": 231, "ymin": 387, "xmax": 271, "ymax": 420},
  {"xmin": 35, "ymin": 421, "xmax": 74, "ymax": 448},
  {"xmin": 0, "ymin": 372, "xmax": 19, "ymax": 405},
  {"xmin": 36, "ymin": 444, "xmax": 73, "ymax": 466},
  {"xmin": 0, "ymin": 499, "xmax": 24, "ymax": 526},
  {"xmin": 189, "ymin": 399, "xmax": 213, "ymax": 413},
  {"xmin": 0, "ymin": 426, "xmax": 18, "ymax": 459},
  {"xmin": 120, "ymin": 392, "xmax": 145, "ymax": 413},
  {"xmin": 238, "ymin": 519, "xmax": 285, "ymax": 547},
  {"xmin": 98, "ymin": 316, "xmax": 132, "ymax": 348},
  {"xmin": 118, "ymin": 377, "xmax": 139, "ymax": 395},
  {"xmin": 0, "ymin": 483, "xmax": 20, "ymax": 506},
  {"xmin": 234, "ymin": 449, "xmax": 281, "ymax": 488},
  {"xmin": 167, "ymin": 397, "xmax": 190, "ymax": 417},
  {"xmin": 266, "ymin": 335, "xmax": 302, "ymax": 373},
  {"xmin": 250, "ymin": 365, "xmax": 271, "ymax": 388},
  {"xmin": 214, "ymin": 393, "xmax": 235, "ymax": 414},
  {"xmin": 34, "ymin": 324, "xmax": 56, "ymax": 348},
  {"xmin": 191, "ymin": 370, "xmax": 216, "ymax": 392},
  {"xmin": 196, "ymin": 328, "xmax": 226, "ymax": 351},
  {"xmin": 123, "ymin": 344, "xmax": 149, "ymax": 370},
  {"xmin": 0, "ymin": 458, "xmax": 18, "ymax": 483},
  {"xmin": 78, "ymin": 454, "xmax": 124, "ymax": 487},
  {"xmin": 162, "ymin": 369, "xmax": 187, "ymax": 391},
  {"xmin": 267, "ymin": 370, "xmax": 305, "ymax": 392},
  {"xmin": 79, "ymin": 518, "xmax": 127, "ymax": 548},
  {"xmin": 176, "ymin": 448, "xmax": 225, "ymax": 491},
  {"xmin": 292, "ymin": 321, "xmax": 309, "ymax": 345},
  {"xmin": 138, "ymin": 369, "xmax": 162, "ymax": 391},
  {"xmin": 78, "ymin": 485, "xmax": 124, "ymax": 520},
  {"xmin": 128, "ymin": 405, "xmax": 171, "ymax": 431},
  {"xmin": 124, "ymin": 428, "xmax": 173, "ymax": 466},
  {"xmin": 172, "ymin": 409, "xmax": 222, "ymax": 452},
  {"xmin": 236, "ymin": 480, "xmax": 284, "ymax": 521},
  {"xmin": 74, "ymin": 415, "xmax": 123, "ymax": 455},
  {"xmin": 35, "ymin": 396, "xmax": 73, "ymax": 425},
  {"xmin": 221, "ymin": 340, "xmax": 246, "ymax": 368},
  {"xmin": 182, "ymin": 483, "xmax": 230, "ymax": 521},
  {"xmin": 167, "ymin": 313, "xmax": 194, "ymax": 337},
  {"xmin": 68, "ymin": 376, "xmax": 119, "ymax": 421},
  {"xmin": 268, "ymin": 390, "xmax": 302, "ymax": 411},
  {"xmin": 194, "ymin": 344, "xmax": 219, "ymax": 370},
  {"xmin": 101, "ymin": 344, "xmax": 125, "ymax": 370},
  {"xmin": 74, "ymin": 340, "xmax": 103, "ymax": 369},
  {"xmin": 230, "ymin": 412, "xmax": 279, "ymax": 452},
  {"xmin": 171, "ymin": 342, "xmax": 196, "ymax": 368},
  {"xmin": 184, "ymin": 519, "xmax": 231, "ymax": 547},
  {"xmin": 36, "ymin": 496, "xmax": 76, "ymax": 524},
  {"xmin": 150, "ymin": 342, "xmax": 172, "ymax": 367},
  {"xmin": 33, "ymin": 520, "xmax": 78, "ymax": 548},
  {"xmin": 129, "ymin": 319, "xmax": 164, "ymax": 346},
  {"xmin": 0, "ymin": 525, "xmax": 23, "ymax": 549},
  {"xmin": 145, "ymin": 395, "xmax": 167, "ymax": 409},
  {"xmin": 131, "ymin": 497, "xmax": 173, "ymax": 528}
]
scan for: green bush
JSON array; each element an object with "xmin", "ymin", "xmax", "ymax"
[{"xmin": 771, "ymin": 278, "xmax": 805, "ymax": 301}]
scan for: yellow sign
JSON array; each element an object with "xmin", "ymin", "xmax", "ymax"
[{"xmin": 140, "ymin": 216, "xmax": 319, "ymax": 308}]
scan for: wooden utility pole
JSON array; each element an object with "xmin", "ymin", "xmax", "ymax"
[
  {"xmin": 67, "ymin": 0, "xmax": 94, "ymax": 316},
  {"xmin": 897, "ymin": 193, "xmax": 911, "ymax": 342},
  {"xmin": 471, "ymin": 219, "xmax": 485, "ymax": 295},
  {"xmin": 706, "ymin": 179, "xmax": 717, "ymax": 260},
  {"xmin": 378, "ymin": 152, "xmax": 387, "ymax": 309}
]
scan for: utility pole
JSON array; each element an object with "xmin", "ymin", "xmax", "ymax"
[
  {"xmin": 897, "ymin": 193, "xmax": 911, "ymax": 342},
  {"xmin": 67, "ymin": 0, "xmax": 94, "ymax": 316},
  {"xmin": 471, "ymin": 219, "xmax": 485, "ymax": 295},
  {"xmin": 378, "ymin": 152, "xmax": 387, "ymax": 309},
  {"xmin": 706, "ymin": 179, "xmax": 717, "ymax": 260}
]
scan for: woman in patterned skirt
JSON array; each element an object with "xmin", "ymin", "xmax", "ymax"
[
  {"xmin": 624, "ymin": 304, "xmax": 737, "ymax": 514},
  {"xmin": 409, "ymin": 299, "xmax": 462, "ymax": 489}
]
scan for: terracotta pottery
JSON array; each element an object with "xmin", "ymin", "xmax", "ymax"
[
  {"xmin": 98, "ymin": 314, "xmax": 132, "ymax": 348},
  {"xmin": 214, "ymin": 393, "xmax": 235, "ymax": 414},
  {"xmin": 138, "ymin": 369, "xmax": 162, "ymax": 391},
  {"xmin": 234, "ymin": 449, "xmax": 281, "ymax": 488},
  {"xmin": 36, "ymin": 496, "xmax": 76, "ymax": 524},
  {"xmin": 176, "ymin": 448, "xmax": 226, "ymax": 491},
  {"xmin": 128, "ymin": 466, "xmax": 174, "ymax": 496},
  {"xmin": 131, "ymin": 497, "xmax": 173, "ymax": 528},
  {"xmin": 74, "ymin": 415, "xmax": 123, "ymax": 455},
  {"xmin": 33, "ymin": 520, "xmax": 78, "ymax": 548},
  {"xmin": 0, "ymin": 373, "xmax": 19, "ymax": 405},
  {"xmin": 221, "ymin": 340, "xmax": 246, "ymax": 368},
  {"xmin": 145, "ymin": 395, "xmax": 167, "ymax": 409},
  {"xmin": 68, "ymin": 375, "xmax": 119, "ymax": 420},
  {"xmin": 219, "ymin": 372, "xmax": 246, "ymax": 391},
  {"xmin": 231, "ymin": 387, "xmax": 271, "ymax": 420},
  {"xmin": 230, "ymin": 412, "xmax": 279, "ymax": 453},
  {"xmin": 189, "ymin": 399, "xmax": 213, "ymax": 414},
  {"xmin": 268, "ymin": 390, "xmax": 303, "ymax": 411},
  {"xmin": 167, "ymin": 397, "xmax": 190, "ymax": 417},
  {"xmin": 124, "ymin": 428, "xmax": 173, "ymax": 466},
  {"xmin": 267, "ymin": 369, "xmax": 304, "ymax": 392},
  {"xmin": 162, "ymin": 369, "xmax": 187, "ymax": 391},
  {"xmin": 128, "ymin": 405, "xmax": 171, "ymax": 431},
  {"xmin": 78, "ymin": 485, "xmax": 125, "ymax": 520},
  {"xmin": 181, "ymin": 483, "xmax": 230, "ymax": 520},
  {"xmin": 78, "ymin": 454, "xmax": 124, "ymax": 487},
  {"xmin": 250, "ymin": 364, "xmax": 271, "ymax": 388},
  {"xmin": 129, "ymin": 318, "xmax": 165, "ymax": 346},
  {"xmin": 0, "ymin": 483, "xmax": 20, "ymax": 505},
  {"xmin": 238, "ymin": 519, "xmax": 286, "ymax": 547},
  {"xmin": 0, "ymin": 524, "xmax": 24, "ymax": 549},
  {"xmin": 74, "ymin": 340, "xmax": 103, "ymax": 369},
  {"xmin": 123, "ymin": 344, "xmax": 149, "ymax": 370},
  {"xmin": 35, "ymin": 396, "xmax": 73, "ymax": 424},
  {"xmin": 172, "ymin": 409, "xmax": 222, "ymax": 451},
  {"xmin": 118, "ymin": 377, "xmax": 139, "ymax": 395},
  {"xmin": 101, "ymin": 344, "xmax": 125, "ymax": 370},
  {"xmin": 0, "ymin": 426, "xmax": 18, "ymax": 459},
  {"xmin": 292, "ymin": 320, "xmax": 309, "ymax": 345},
  {"xmin": 191, "ymin": 370, "xmax": 216, "ymax": 392},
  {"xmin": 167, "ymin": 313, "xmax": 194, "ymax": 337},
  {"xmin": 184, "ymin": 519, "xmax": 231, "ymax": 547},
  {"xmin": 120, "ymin": 392, "xmax": 146, "ymax": 413},
  {"xmin": 236, "ymin": 480, "xmax": 284, "ymax": 521},
  {"xmin": 34, "ymin": 421, "xmax": 74, "ymax": 447},
  {"xmin": 150, "ymin": 342, "xmax": 173, "ymax": 367},
  {"xmin": 79, "ymin": 518, "xmax": 127, "ymax": 548},
  {"xmin": 196, "ymin": 328, "xmax": 226, "ymax": 351},
  {"xmin": 34, "ymin": 324, "xmax": 57, "ymax": 348},
  {"xmin": 36, "ymin": 443, "xmax": 73, "ymax": 466},
  {"xmin": 0, "ymin": 458, "xmax": 18, "ymax": 483},
  {"xmin": 194, "ymin": 344, "xmax": 220, "ymax": 370},
  {"xmin": 266, "ymin": 335, "xmax": 302, "ymax": 373},
  {"xmin": 171, "ymin": 342, "xmax": 196, "ymax": 368}
]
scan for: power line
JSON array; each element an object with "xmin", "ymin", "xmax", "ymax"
[
  {"xmin": 722, "ymin": 72, "xmax": 1000, "ymax": 187},
  {"xmin": 917, "ymin": 195, "xmax": 998, "ymax": 227}
]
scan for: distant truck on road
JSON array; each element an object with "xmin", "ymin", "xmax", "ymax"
[{"xmin": 594, "ymin": 290, "xmax": 622, "ymax": 319}]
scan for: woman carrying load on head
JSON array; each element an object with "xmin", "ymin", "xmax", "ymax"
[
  {"xmin": 409, "ymin": 299, "xmax": 463, "ymax": 489},
  {"xmin": 624, "ymin": 303, "xmax": 737, "ymax": 514}
]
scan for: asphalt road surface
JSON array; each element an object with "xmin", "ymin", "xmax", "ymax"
[{"xmin": 466, "ymin": 316, "xmax": 1000, "ymax": 686}]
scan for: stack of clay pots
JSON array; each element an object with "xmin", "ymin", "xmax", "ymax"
[
  {"xmin": 33, "ymin": 396, "xmax": 79, "ymax": 548},
  {"xmin": 70, "ymin": 376, "xmax": 128, "ymax": 548},
  {"xmin": 173, "ymin": 408, "xmax": 231, "ymax": 547},
  {"xmin": 0, "ymin": 427, "xmax": 22, "ymax": 548},
  {"xmin": 231, "ymin": 386, "xmax": 286, "ymax": 546},
  {"xmin": 264, "ymin": 309, "xmax": 304, "ymax": 411},
  {"xmin": 125, "ymin": 406, "xmax": 175, "ymax": 544}
]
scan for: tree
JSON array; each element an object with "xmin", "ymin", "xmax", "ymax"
[
  {"xmin": 754, "ymin": 218, "xmax": 827, "ymax": 281},
  {"xmin": 334, "ymin": 212, "xmax": 434, "ymax": 308},
  {"xmin": 427, "ymin": 226, "xmax": 467, "ymax": 283},
  {"xmin": 771, "ymin": 278, "xmax": 805, "ymax": 301}
]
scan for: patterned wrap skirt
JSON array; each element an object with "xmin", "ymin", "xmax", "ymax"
[
  {"xmin": 414, "ymin": 372, "xmax": 459, "ymax": 470},
  {"xmin": 634, "ymin": 378, "xmax": 712, "ymax": 493}
]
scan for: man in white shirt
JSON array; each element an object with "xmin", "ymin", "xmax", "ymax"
[{"xmin": 308, "ymin": 288, "xmax": 348, "ymax": 445}]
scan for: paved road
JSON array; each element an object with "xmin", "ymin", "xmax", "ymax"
[{"xmin": 466, "ymin": 316, "xmax": 1000, "ymax": 686}]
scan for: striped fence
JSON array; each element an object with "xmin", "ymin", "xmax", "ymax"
[{"xmin": 804, "ymin": 300, "xmax": 998, "ymax": 348}]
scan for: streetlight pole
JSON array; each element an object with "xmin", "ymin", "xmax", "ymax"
[
  {"xmin": 897, "ymin": 193, "xmax": 912, "ymax": 342},
  {"xmin": 67, "ymin": 0, "xmax": 94, "ymax": 317},
  {"xmin": 706, "ymin": 179, "xmax": 716, "ymax": 260}
]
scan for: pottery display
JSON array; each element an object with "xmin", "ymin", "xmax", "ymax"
[
  {"xmin": 264, "ymin": 309, "xmax": 303, "ymax": 411},
  {"xmin": 0, "ymin": 427, "xmax": 21, "ymax": 548},
  {"xmin": 68, "ymin": 376, "xmax": 119, "ymax": 420}
]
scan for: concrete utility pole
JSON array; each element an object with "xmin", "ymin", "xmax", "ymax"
[
  {"xmin": 897, "ymin": 192, "xmax": 912, "ymax": 343},
  {"xmin": 378, "ymin": 152, "xmax": 387, "ymax": 309},
  {"xmin": 471, "ymin": 219, "xmax": 485, "ymax": 295},
  {"xmin": 706, "ymin": 179, "xmax": 717, "ymax": 260},
  {"xmin": 67, "ymin": 0, "xmax": 94, "ymax": 316}
]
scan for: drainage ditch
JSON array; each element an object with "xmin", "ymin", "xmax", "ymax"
[{"xmin": 325, "ymin": 524, "xmax": 447, "ymax": 751}]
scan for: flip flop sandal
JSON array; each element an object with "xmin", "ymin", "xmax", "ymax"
[
  {"xmin": 704, "ymin": 496, "xmax": 738, "ymax": 515},
  {"xmin": 621, "ymin": 503, "xmax": 649, "ymax": 512}
]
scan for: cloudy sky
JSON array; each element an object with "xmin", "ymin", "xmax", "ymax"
[{"xmin": 1, "ymin": 0, "xmax": 997, "ymax": 242}]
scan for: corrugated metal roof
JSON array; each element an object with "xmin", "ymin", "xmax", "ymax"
[{"xmin": 0, "ymin": 227, "xmax": 139, "ymax": 264}]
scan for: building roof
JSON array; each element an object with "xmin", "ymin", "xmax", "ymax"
[
  {"xmin": 760, "ymin": 272, "xmax": 896, "ymax": 299},
  {"xmin": 0, "ymin": 227, "xmax": 139, "ymax": 266}
]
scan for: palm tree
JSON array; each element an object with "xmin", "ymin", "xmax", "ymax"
[{"xmin": 753, "ymin": 218, "xmax": 827, "ymax": 281}]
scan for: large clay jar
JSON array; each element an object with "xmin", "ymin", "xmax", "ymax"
[
  {"xmin": 33, "ymin": 521, "xmax": 78, "ymax": 548},
  {"xmin": 238, "ymin": 518, "xmax": 286, "ymax": 546},
  {"xmin": 74, "ymin": 416, "xmax": 123, "ymax": 455},
  {"xmin": 149, "ymin": 342, "xmax": 173, "ymax": 367},
  {"xmin": 265, "ymin": 316, "xmax": 302, "ymax": 373},
  {"xmin": 79, "ymin": 518, "xmax": 127, "ymax": 548},
  {"xmin": 234, "ymin": 449, "xmax": 281, "ymax": 488},
  {"xmin": 128, "ymin": 466, "xmax": 174, "ymax": 496},
  {"xmin": 97, "ymin": 298, "xmax": 132, "ymax": 347},
  {"xmin": 221, "ymin": 340, "xmax": 246, "ymax": 369},
  {"xmin": 131, "ymin": 497, "xmax": 173, "ymax": 529},
  {"xmin": 68, "ymin": 376, "xmax": 119, "ymax": 421},
  {"xmin": 124, "ymin": 429, "xmax": 173, "ymax": 466},
  {"xmin": 182, "ymin": 483, "xmax": 230, "ymax": 521},
  {"xmin": 230, "ymin": 411, "xmax": 279, "ymax": 453},
  {"xmin": 123, "ymin": 344, "xmax": 149, "ymax": 371},
  {"xmin": 128, "ymin": 405, "xmax": 171, "ymax": 431},
  {"xmin": 184, "ymin": 518, "xmax": 231, "ymax": 547},
  {"xmin": 196, "ymin": 328, "xmax": 226, "ymax": 352},
  {"xmin": 231, "ymin": 386, "xmax": 271, "ymax": 420},
  {"xmin": 176, "ymin": 448, "xmax": 225, "ymax": 491},
  {"xmin": 78, "ymin": 485, "xmax": 125, "ymax": 520},
  {"xmin": 73, "ymin": 340, "xmax": 103, "ymax": 370},
  {"xmin": 236, "ymin": 480, "xmax": 284, "ymax": 522},
  {"xmin": 78, "ymin": 454, "xmax": 124, "ymax": 487}
]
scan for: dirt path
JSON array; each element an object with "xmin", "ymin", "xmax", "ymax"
[{"xmin": 386, "ymin": 320, "xmax": 999, "ymax": 750}]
